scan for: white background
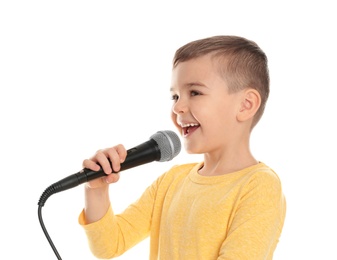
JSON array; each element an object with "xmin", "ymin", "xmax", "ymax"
[{"xmin": 1, "ymin": 1, "xmax": 336, "ymax": 259}]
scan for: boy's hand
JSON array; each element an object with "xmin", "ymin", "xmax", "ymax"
[{"xmin": 82, "ymin": 144, "xmax": 127, "ymax": 188}]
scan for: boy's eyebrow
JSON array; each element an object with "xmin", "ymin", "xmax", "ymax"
[{"xmin": 170, "ymin": 82, "xmax": 207, "ymax": 91}]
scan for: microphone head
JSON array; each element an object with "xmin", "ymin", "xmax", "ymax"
[{"xmin": 150, "ymin": 130, "xmax": 181, "ymax": 162}]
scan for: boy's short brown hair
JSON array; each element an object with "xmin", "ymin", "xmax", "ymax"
[{"xmin": 173, "ymin": 35, "xmax": 270, "ymax": 128}]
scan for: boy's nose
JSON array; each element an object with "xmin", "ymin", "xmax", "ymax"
[{"xmin": 172, "ymin": 99, "xmax": 188, "ymax": 114}]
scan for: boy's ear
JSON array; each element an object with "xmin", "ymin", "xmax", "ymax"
[{"xmin": 237, "ymin": 89, "xmax": 261, "ymax": 122}]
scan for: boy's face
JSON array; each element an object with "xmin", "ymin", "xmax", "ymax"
[{"xmin": 170, "ymin": 54, "xmax": 245, "ymax": 155}]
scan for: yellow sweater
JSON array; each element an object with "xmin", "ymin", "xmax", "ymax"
[{"xmin": 79, "ymin": 162, "xmax": 286, "ymax": 259}]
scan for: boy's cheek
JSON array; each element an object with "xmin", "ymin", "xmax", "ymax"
[{"xmin": 170, "ymin": 112, "xmax": 180, "ymax": 131}]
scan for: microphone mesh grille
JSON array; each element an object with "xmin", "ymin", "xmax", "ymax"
[{"xmin": 150, "ymin": 130, "xmax": 181, "ymax": 162}]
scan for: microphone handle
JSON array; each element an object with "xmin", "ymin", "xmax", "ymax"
[
  {"xmin": 38, "ymin": 139, "xmax": 160, "ymax": 206},
  {"xmin": 60, "ymin": 139, "xmax": 160, "ymax": 189}
]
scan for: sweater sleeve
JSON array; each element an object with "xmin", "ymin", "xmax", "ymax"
[
  {"xmin": 218, "ymin": 170, "xmax": 286, "ymax": 260},
  {"xmin": 78, "ymin": 176, "xmax": 162, "ymax": 259}
]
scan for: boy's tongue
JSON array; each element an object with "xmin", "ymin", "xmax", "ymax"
[{"xmin": 185, "ymin": 125, "xmax": 199, "ymax": 135}]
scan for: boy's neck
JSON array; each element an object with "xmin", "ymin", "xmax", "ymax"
[{"xmin": 199, "ymin": 150, "xmax": 258, "ymax": 176}]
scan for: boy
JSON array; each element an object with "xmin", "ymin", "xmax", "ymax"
[{"xmin": 79, "ymin": 35, "xmax": 286, "ymax": 259}]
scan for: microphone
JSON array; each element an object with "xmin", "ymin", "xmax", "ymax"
[{"xmin": 38, "ymin": 130, "xmax": 181, "ymax": 206}]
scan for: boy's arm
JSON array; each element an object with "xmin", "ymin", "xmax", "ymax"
[
  {"xmin": 218, "ymin": 171, "xmax": 286, "ymax": 260},
  {"xmin": 79, "ymin": 173, "xmax": 162, "ymax": 259},
  {"xmin": 84, "ymin": 185, "xmax": 110, "ymax": 224},
  {"xmin": 82, "ymin": 144, "xmax": 126, "ymax": 223}
]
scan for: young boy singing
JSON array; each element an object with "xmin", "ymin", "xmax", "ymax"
[{"xmin": 79, "ymin": 35, "xmax": 286, "ymax": 259}]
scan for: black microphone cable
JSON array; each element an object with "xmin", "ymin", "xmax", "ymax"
[
  {"xmin": 38, "ymin": 182, "xmax": 66, "ymax": 259},
  {"xmin": 37, "ymin": 171, "xmax": 97, "ymax": 259},
  {"xmin": 38, "ymin": 204, "xmax": 62, "ymax": 259}
]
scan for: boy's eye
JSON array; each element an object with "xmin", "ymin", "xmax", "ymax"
[
  {"xmin": 171, "ymin": 91, "xmax": 200, "ymax": 101},
  {"xmin": 190, "ymin": 90, "xmax": 200, "ymax": 96},
  {"xmin": 171, "ymin": 94, "xmax": 179, "ymax": 101}
]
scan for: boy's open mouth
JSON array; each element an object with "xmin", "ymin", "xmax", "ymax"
[{"xmin": 182, "ymin": 124, "xmax": 200, "ymax": 136}]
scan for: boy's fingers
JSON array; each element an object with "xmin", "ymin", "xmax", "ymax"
[
  {"xmin": 82, "ymin": 159, "xmax": 100, "ymax": 171},
  {"xmin": 115, "ymin": 144, "xmax": 127, "ymax": 163},
  {"xmin": 105, "ymin": 144, "xmax": 126, "ymax": 172},
  {"xmin": 82, "ymin": 144, "xmax": 127, "ymax": 177},
  {"xmin": 95, "ymin": 151, "xmax": 113, "ymax": 174}
]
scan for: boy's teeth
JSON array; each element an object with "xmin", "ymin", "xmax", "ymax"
[{"xmin": 182, "ymin": 123, "xmax": 199, "ymax": 127}]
